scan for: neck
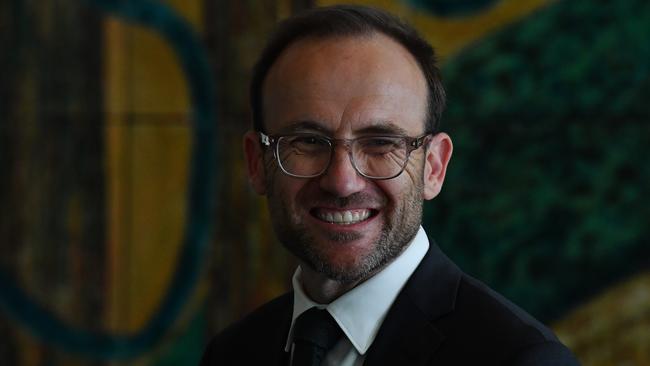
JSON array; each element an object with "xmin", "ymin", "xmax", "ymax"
[{"xmin": 299, "ymin": 265, "xmax": 363, "ymax": 304}]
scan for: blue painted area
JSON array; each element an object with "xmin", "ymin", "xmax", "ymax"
[
  {"xmin": 0, "ymin": 0, "xmax": 216, "ymax": 360},
  {"xmin": 405, "ymin": 0, "xmax": 499, "ymax": 17}
]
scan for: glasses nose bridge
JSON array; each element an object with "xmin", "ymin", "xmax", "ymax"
[
  {"xmin": 327, "ymin": 138, "xmax": 361, "ymax": 175},
  {"xmin": 330, "ymin": 138, "xmax": 354, "ymax": 152}
]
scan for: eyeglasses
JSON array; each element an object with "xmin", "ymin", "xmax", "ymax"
[{"xmin": 259, "ymin": 131, "xmax": 431, "ymax": 180}]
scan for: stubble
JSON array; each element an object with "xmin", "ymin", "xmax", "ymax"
[{"xmin": 266, "ymin": 162, "xmax": 424, "ymax": 284}]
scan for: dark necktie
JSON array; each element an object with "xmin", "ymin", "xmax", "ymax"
[{"xmin": 291, "ymin": 308, "xmax": 343, "ymax": 366}]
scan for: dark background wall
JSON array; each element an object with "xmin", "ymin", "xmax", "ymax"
[{"xmin": 0, "ymin": 0, "xmax": 648, "ymax": 365}]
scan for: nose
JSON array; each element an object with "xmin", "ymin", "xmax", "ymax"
[{"xmin": 318, "ymin": 147, "xmax": 367, "ymax": 197}]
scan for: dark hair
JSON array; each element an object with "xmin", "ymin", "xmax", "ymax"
[{"xmin": 250, "ymin": 4, "xmax": 446, "ymax": 133}]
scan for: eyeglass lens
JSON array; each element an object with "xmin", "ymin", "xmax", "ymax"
[{"xmin": 276, "ymin": 135, "xmax": 410, "ymax": 178}]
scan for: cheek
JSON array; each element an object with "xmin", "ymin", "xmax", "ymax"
[
  {"xmin": 386, "ymin": 161, "xmax": 424, "ymax": 193},
  {"xmin": 372, "ymin": 171, "xmax": 425, "ymax": 219},
  {"xmin": 292, "ymin": 179, "xmax": 323, "ymax": 212},
  {"xmin": 374, "ymin": 178, "xmax": 407, "ymax": 208},
  {"xmin": 271, "ymin": 175, "xmax": 310, "ymax": 214},
  {"xmin": 402, "ymin": 156, "xmax": 426, "ymax": 190}
]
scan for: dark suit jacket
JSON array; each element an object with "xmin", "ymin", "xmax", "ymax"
[{"xmin": 200, "ymin": 242, "xmax": 580, "ymax": 365}]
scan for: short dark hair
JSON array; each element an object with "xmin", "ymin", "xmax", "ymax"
[{"xmin": 250, "ymin": 5, "xmax": 446, "ymax": 134}]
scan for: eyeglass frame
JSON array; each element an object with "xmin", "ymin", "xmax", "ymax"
[{"xmin": 258, "ymin": 131, "xmax": 433, "ymax": 180}]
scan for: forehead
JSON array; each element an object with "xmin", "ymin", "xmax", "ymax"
[{"xmin": 262, "ymin": 33, "xmax": 428, "ymax": 135}]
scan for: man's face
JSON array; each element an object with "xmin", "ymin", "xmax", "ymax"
[{"xmin": 245, "ymin": 34, "xmax": 452, "ymax": 283}]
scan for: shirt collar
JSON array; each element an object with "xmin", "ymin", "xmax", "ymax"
[{"xmin": 285, "ymin": 226, "xmax": 429, "ymax": 354}]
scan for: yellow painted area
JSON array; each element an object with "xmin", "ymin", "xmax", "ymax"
[
  {"xmin": 553, "ymin": 272, "xmax": 650, "ymax": 365},
  {"xmin": 104, "ymin": 20, "xmax": 190, "ymax": 115},
  {"xmin": 103, "ymin": 0, "xmax": 198, "ymax": 339},
  {"xmin": 16, "ymin": 327, "xmax": 40, "ymax": 366},
  {"xmin": 316, "ymin": 0, "xmax": 557, "ymax": 61}
]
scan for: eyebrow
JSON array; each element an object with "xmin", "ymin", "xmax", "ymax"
[
  {"xmin": 355, "ymin": 121, "xmax": 410, "ymax": 136},
  {"xmin": 277, "ymin": 120, "xmax": 330, "ymax": 134},
  {"xmin": 276, "ymin": 119, "xmax": 412, "ymax": 136}
]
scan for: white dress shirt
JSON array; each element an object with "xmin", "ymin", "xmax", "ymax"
[{"xmin": 284, "ymin": 226, "xmax": 429, "ymax": 366}]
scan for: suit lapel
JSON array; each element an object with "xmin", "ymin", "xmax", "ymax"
[
  {"xmin": 256, "ymin": 293, "xmax": 293, "ymax": 366},
  {"xmin": 363, "ymin": 241, "xmax": 462, "ymax": 366},
  {"xmin": 269, "ymin": 313, "xmax": 291, "ymax": 366},
  {"xmin": 362, "ymin": 292, "xmax": 444, "ymax": 365}
]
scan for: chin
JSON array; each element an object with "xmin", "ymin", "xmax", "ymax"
[{"xmin": 303, "ymin": 240, "xmax": 385, "ymax": 283}]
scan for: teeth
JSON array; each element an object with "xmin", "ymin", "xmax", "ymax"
[
  {"xmin": 316, "ymin": 210, "xmax": 371, "ymax": 225},
  {"xmin": 344, "ymin": 211, "xmax": 353, "ymax": 222}
]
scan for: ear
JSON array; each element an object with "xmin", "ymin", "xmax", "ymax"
[
  {"xmin": 423, "ymin": 132, "xmax": 453, "ymax": 200},
  {"xmin": 243, "ymin": 130, "xmax": 267, "ymax": 195}
]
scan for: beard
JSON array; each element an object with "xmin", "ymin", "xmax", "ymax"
[{"xmin": 266, "ymin": 170, "xmax": 424, "ymax": 284}]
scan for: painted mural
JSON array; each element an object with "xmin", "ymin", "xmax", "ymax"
[{"xmin": 0, "ymin": 0, "xmax": 648, "ymax": 365}]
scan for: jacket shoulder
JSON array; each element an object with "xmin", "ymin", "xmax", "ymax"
[
  {"xmin": 434, "ymin": 274, "xmax": 579, "ymax": 364},
  {"xmin": 457, "ymin": 274, "xmax": 558, "ymax": 341},
  {"xmin": 200, "ymin": 292, "xmax": 292, "ymax": 366}
]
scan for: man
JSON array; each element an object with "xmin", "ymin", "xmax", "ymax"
[{"xmin": 201, "ymin": 5, "xmax": 579, "ymax": 366}]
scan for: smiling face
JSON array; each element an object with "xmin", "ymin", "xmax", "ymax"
[{"xmin": 244, "ymin": 33, "xmax": 452, "ymax": 285}]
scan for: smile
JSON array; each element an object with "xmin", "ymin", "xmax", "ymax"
[{"xmin": 312, "ymin": 209, "xmax": 374, "ymax": 225}]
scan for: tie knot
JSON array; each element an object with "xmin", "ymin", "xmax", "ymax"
[{"xmin": 293, "ymin": 308, "xmax": 342, "ymax": 352}]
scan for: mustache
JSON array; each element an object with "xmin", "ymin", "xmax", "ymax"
[{"xmin": 308, "ymin": 192, "xmax": 386, "ymax": 208}]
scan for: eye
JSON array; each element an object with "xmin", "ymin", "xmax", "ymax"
[
  {"xmin": 285, "ymin": 135, "xmax": 330, "ymax": 153},
  {"xmin": 358, "ymin": 137, "xmax": 402, "ymax": 154},
  {"xmin": 294, "ymin": 136, "xmax": 327, "ymax": 145}
]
